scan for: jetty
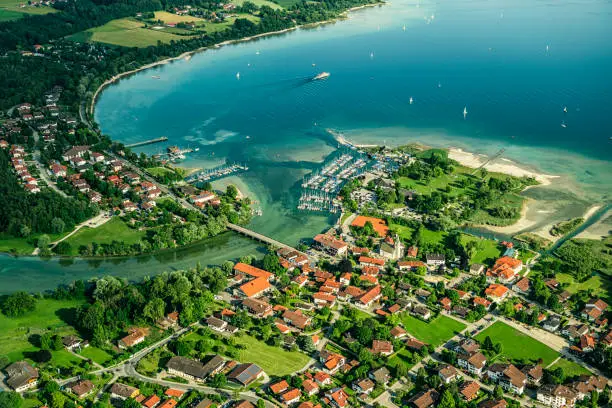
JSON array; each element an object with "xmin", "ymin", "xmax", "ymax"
[
  {"xmin": 185, "ymin": 162, "xmax": 248, "ymax": 184},
  {"xmin": 125, "ymin": 136, "xmax": 168, "ymax": 148}
]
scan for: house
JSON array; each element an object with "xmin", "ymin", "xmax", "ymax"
[
  {"xmin": 478, "ymin": 400, "xmax": 507, "ymax": 408},
  {"xmin": 62, "ymin": 335, "xmax": 82, "ymax": 350},
  {"xmin": 370, "ymin": 340, "xmax": 393, "ymax": 356},
  {"xmin": 358, "ymin": 256, "xmax": 385, "ymax": 268},
  {"xmin": 280, "ymin": 388, "xmax": 301, "ymax": 405},
  {"xmin": 314, "ymin": 371, "xmax": 332, "ymax": 386},
  {"xmin": 513, "ymin": 277, "xmax": 530, "ymax": 294},
  {"xmin": 521, "ymin": 364, "xmax": 543, "ymax": 386},
  {"xmin": 62, "ymin": 145, "xmax": 89, "ymax": 162},
  {"xmin": 351, "ymin": 215, "xmax": 389, "ymax": 236},
  {"xmin": 486, "ymin": 257, "xmax": 523, "ymax": 283},
  {"xmin": 206, "ymin": 316, "xmax": 228, "ymax": 332},
  {"xmin": 485, "ymin": 284, "xmax": 509, "ymax": 302},
  {"xmin": 426, "ymin": 253, "xmax": 445, "ymax": 268},
  {"xmin": 369, "ymin": 367, "xmax": 390, "ymax": 385},
  {"xmin": 110, "ymin": 383, "xmax": 140, "ymax": 400},
  {"xmin": 283, "ymin": 309, "xmax": 311, "ymax": 330},
  {"xmin": 324, "ymin": 387, "xmax": 349, "ymax": 408},
  {"xmin": 405, "ymin": 337, "xmax": 428, "ymax": 352},
  {"xmin": 165, "ymin": 389, "xmax": 184, "ymax": 399},
  {"xmin": 313, "ymin": 234, "xmax": 348, "ymax": 256},
  {"xmin": 440, "ymin": 297, "xmax": 452, "ymax": 311},
  {"xmin": 457, "ymin": 351, "xmax": 487, "ymax": 376},
  {"xmin": 228, "ymin": 363, "xmax": 264, "ymax": 386},
  {"xmin": 302, "ymin": 379, "xmax": 319, "ymax": 396},
  {"xmin": 390, "ymin": 326, "xmax": 407, "ymax": 339},
  {"xmin": 50, "ymin": 163, "xmax": 67, "ymax": 178},
  {"xmin": 561, "ymin": 324, "xmax": 589, "ymax": 340},
  {"xmin": 270, "ymin": 380, "xmax": 289, "ymax": 395},
  {"xmin": 313, "ymin": 292, "xmax": 337, "ymax": 307},
  {"xmin": 158, "ymin": 400, "xmax": 178, "ymax": 408},
  {"xmin": 412, "ymin": 305, "xmax": 432, "ymax": 320},
  {"xmin": 157, "ymin": 312, "xmax": 180, "ymax": 330},
  {"xmin": 581, "ymin": 298, "xmax": 608, "ymax": 321},
  {"xmin": 319, "ymin": 350, "xmax": 346, "ymax": 374},
  {"xmin": 5, "ymin": 361, "xmax": 39, "ymax": 392},
  {"xmin": 142, "ymin": 395, "xmax": 161, "ymax": 408},
  {"xmin": 460, "ymin": 381, "xmax": 480, "ymax": 401},
  {"xmin": 486, "ymin": 363, "xmax": 527, "ymax": 395},
  {"xmin": 569, "ymin": 375, "xmax": 607, "ymax": 400},
  {"xmin": 356, "ymin": 284, "xmax": 381, "ymax": 308},
  {"xmin": 195, "ymin": 399, "xmax": 215, "ymax": 408},
  {"xmin": 241, "ymin": 298, "xmax": 273, "ymax": 318},
  {"xmin": 473, "ymin": 297, "xmax": 492, "ymax": 310},
  {"xmin": 537, "ymin": 384, "xmax": 577, "ymax": 408},
  {"xmin": 454, "ymin": 338, "xmax": 480, "ymax": 354},
  {"xmin": 438, "ymin": 364, "xmax": 459, "ymax": 384},
  {"xmin": 541, "ymin": 315, "xmax": 562, "ymax": 332},
  {"xmin": 415, "ymin": 288, "xmax": 431, "ymax": 299},
  {"xmin": 352, "ymin": 378, "xmax": 375, "ymax": 394},
  {"xmin": 234, "ymin": 263, "xmax": 273, "ymax": 298},
  {"xmin": 579, "ymin": 334, "xmax": 596, "ymax": 352},
  {"xmin": 398, "ymin": 260, "xmax": 426, "ymax": 271},
  {"xmin": 166, "ymin": 356, "xmax": 208, "ymax": 381},
  {"xmin": 470, "ymin": 263, "xmax": 485, "ymax": 275},
  {"xmin": 408, "ymin": 389, "xmax": 439, "ymax": 408},
  {"xmin": 233, "ymin": 401, "xmax": 255, "ymax": 408},
  {"xmin": 118, "ymin": 327, "xmax": 147, "ymax": 349}
]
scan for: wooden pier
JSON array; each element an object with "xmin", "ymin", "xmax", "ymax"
[{"xmin": 125, "ymin": 136, "xmax": 168, "ymax": 148}]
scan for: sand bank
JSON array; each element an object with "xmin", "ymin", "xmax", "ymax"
[{"xmin": 576, "ymin": 207, "xmax": 610, "ymax": 240}]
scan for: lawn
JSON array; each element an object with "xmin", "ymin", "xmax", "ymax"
[
  {"xmin": 469, "ymin": 193, "xmax": 525, "ymax": 227},
  {"xmin": 80, "ymin": 346, "xmax": 114, "ymax": 366},
  {"xmin": 0, "ymin": 298, "xmax": 85, "ymax": 363},
  {"xmin": 0, "ymin": 232, "xmax": 66, "ymax": 255},
  {"xmin": 475, "ymin": 322, "xmax": 559, "ymax": 365},
  {"xmin": 389, "ymin": 223, "xmax": 414, "ymax": 242},
  {"xmin": 399, "ymin": 314, "xmax": 466, "ymax": 347},
  {"xmin": 232, "ymin": 334, "xmax": 310, "ymax": 376},
  {"xmin": 233, "ymin": 0, "xmax": 282, "ymax": 9},
  {"xmin": 387, "ymin": 348, "xmax": 415, "ymax": 370},
  {"xmin": 64, "ymin": 217, "xmax": 145, "ymax": 255},
  {"xmin": 0, "ymin": 0, "xmax": 58, "ymax": 21},
  {"xmin": 461, "ymin": 234, "xmax": 502, "ymax": 265},
  {"xmin": 548, "ymin": 358, "xmax": 592, "ymax": 377},
  {"xmin": 556, "ymin": 272, "xmax": 610, "ymax": 303},
  {"xmin": 153, "ymin": 11, "xmax": 205, "ymax": 23},
  {"xmin": 68, "ymin": 18, "xmax": 192, "ymax": 47}
]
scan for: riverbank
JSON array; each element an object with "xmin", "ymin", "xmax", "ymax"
[
  {"xmin": 88, "ymin": 2, "xmax": 384, "ymax": 116},
  {"xmin": 576, "ymin": 207, "xmax": 611, "ymax": 240}
]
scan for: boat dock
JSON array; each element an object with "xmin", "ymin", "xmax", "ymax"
[
  {"xmin": 125, "ymin": 136, "xmax": 168, "ymax": 148},
  {"xmin": 185, "ymin": 162, "xmax": 248, "ymax": 184}
]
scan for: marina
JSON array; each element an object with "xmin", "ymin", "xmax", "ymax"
[
  {"xmin": 185, "ymin": 162, "xmax": 249, "ymax": 184},
  {"xmin": 153, "ymin": 145, "xmax": 198, "ymax": 162},
  {"xmin": 297, "ymin": 148, "xmax": 372, "ymax": 213}
]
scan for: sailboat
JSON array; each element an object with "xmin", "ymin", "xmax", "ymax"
[
  {"xmin": 438, "ymin": 82, "xmax": 442, "ymax": 88},
  {"xmin": 563, "ymin": 106, "xmax": 568, "ymax": 113},
  {"xmin": 402, "ymin": 25, "xmax": 406, "ymax": 31},
  {"xmin": 463, "ymin": 106, "xmax": 468, "ymax": 119},
  {"xmin": 255, "ymin": 50, "xmax": 260, "ymax": 55},
  {"xmin": 409, "ymin": 97, "xmax": 414, "ymax": 105},
  {"xmin": 236, "ymin": 72, "xmax": 240, "ymax": 79},
  {"xmin": 370, "ymin": 52, "xmax": 374, "ymax": 59},
  {"xmin": 561, "ymin": 121, "xmax": 567, "ymax": 128},
  {"xmin": 546, "ymin": 44, "xmax": 550, "ymax": 53}
]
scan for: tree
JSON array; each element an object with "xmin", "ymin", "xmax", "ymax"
[
  {"xmin": 0, "ymin": 391, "xmax": 23, "ymax": 408},
  {"xmin": 257, "ymin": 400, "xmax": 265, "ymax": 408},
  {"xmin": 395, "ymin": 361, "xmax": 408, "ymax": 378},
  {"xmin": 37, "ymin": 234, "xmax": 51, "ymax": 254},
  {"xmin": 122, "ymin": 399, "xmax": 142, "ymax": 408},
  {"xmin": 297, "ymin": 335, "xmax": 315, "ymax": 353},
  {"xmin": 1, "ymin": 291, "xmax": 37, "ymax": 317},
  {"xmin": 437, "ymin": 389, "xmax": 456, "ymax": 408},
  {"xmin": 51, "ymin": 217, "xmax": 65, "ymax": 234},
  {"xmin": 52, "ymin": 334, "xmax": 63, "ymax": 351},
  {"xmin": 40, "ymin": 333, "xmax": 53, "ymax": 350},
  {"xmin": 143, "ymin": 298, "xmax": 165, "ymax": 323},
  {"xmin": 483, "ymin": 335, "xmax": 494, "ymax": 351},
  {"xmin": 210, "ymin": 374, "xmax": 227, "ymax": 388},
  {"xmin": 358, "ymin": 348, "xmax": 373, "ymax": 364},
  {"xmin": 493, "ymin": 385, "xmax": 504, "ymax": 399},
  {"xmin": 493, "ymin": 342, "xmax": 503, "ymax": 354}
]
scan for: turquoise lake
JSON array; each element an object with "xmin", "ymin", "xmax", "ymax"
[{"xmin": 2, "ymin": 0, "xmax": 611, "ymax": 293}]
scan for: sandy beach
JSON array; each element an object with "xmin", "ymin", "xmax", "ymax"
[
  {"xmin": 448, "ymin": 147, "xmax": 559, "ymax": 186},
  {"xmin": 576, "ymin": 207, "xmax": 610, "ymax": 240}
]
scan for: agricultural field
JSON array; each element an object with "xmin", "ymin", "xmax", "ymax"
[
  {"xmin": 64, "ymin": 217, "xmax": 145, "ymax": 255},
  {"xmin": 400, "ymin": 314, "xmax": 466, "ymax": 347},
  {"xmin": 153, "ymin": 11, "xmax": 205, "ymax": 24},
  {"xmin": 68, "ymin": 18, "xmax": 192, "ymax": 48},
  {"xmin": 233, "ymin": 0, "xmax": 283, "ymax": 9},
  {"xmin": 475, "ymin": 321, "xmax": 559, "ymax": 365},
  {"xmin": 0, "ymin": 297, "xmax": 84, "ymax": 363},
  {"xmin": 0, "ymin": 0, "xmax": 58, "ymax": 21}
]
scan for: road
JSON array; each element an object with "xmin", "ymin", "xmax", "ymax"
[{"xmin": 29, "ymin": 129, "xmax": 69, "ymax": 198}]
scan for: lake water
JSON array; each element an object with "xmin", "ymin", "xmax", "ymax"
[{"xmin": 4, "ymin": 0, "xmax": 612, "ymax": 292}]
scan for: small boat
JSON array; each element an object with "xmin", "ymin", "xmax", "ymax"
[
  {"xmin": 370, "ymin": 52, "xmax": 374, "ymax": 59},
  {"xmin": 313, "ymin": 72, "xmax": 330, "ymax": 80},
  {"xmin": 236, "ymin": 72, "xmax": 240, "ymax": 79},
  {"xmin": 563, "ymin": 106, "xmax": 568, "ymax": 113},
  {"xmin": 246, "ymin": 135, "xmax": 251, "ymax": 139},
  {"xmin": 312, "ymin": 63, "xmax": 316, "ymax": 67},
  {"xmin": 463, "ymin": 106, "xmax": 468, "ymax": 119},
  {"xmin": 409, "ymin": 97, "xmax": 414, "ymax": 105},
  {"xmin": 194, "ymin": 147, "xmax": 200, "ymax": 152},
  {"xmin": 438, "ymin": 82, "xmax": 442, "ymax": 88},
  {"xmin": 561, "ymin": 121, "xmax": 567, "ymax": 128},
  {"xmin": 151, "ymin": 75, "xmax": 160, "ymax": 79},
  {"xmin": 402, "ymin": 25, "xmax": 406, "ymax": 31},
  {"xmin": 256, "ymin": 50, "xmax": 260, "ymax": 55},
  {"xmin": 247, "ymin": 63, "xmax": 251, "ymax": 67},
  {"xmin": 546, "ymin": 44, "xmax": 550, "ymax": 52}
]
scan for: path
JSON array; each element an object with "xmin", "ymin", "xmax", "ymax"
[{"xmin": 49, "ymin": 212, "xmax": 111, "ymax": 249}]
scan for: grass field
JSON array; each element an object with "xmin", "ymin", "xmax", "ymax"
[
  {"xmin": 0, "ymin": 0, "xmax": 58, "ymax": 21},
  {"xmin": 549, "ymin": 358, "xmax": 592, "ymax": 377},
  {"xmin": 80, "ymin": 346, "xmax": 114, "ymax": 365},
  {"xmin": 556, "ymin": 272, "xmax": 610, "ymax": 302},
  {"xmin": 400, "ymin": 314, "xmax": 466, "ymax": 347},
  {"xmin": 470, "ymin": 193, "xmax": 525, "ymax": 227},
  {"xmin": 0, "ymin": 298, "xmax": 84, "ymax": 363},
  {"xmin": 387, "ymin": 348, "xmax": 415, "ymax": 371},
  {"xmin": 153, "ymin": 11, "xmax": 204, "ymax": 23},
  {"xmin": 0, "ymin": 232, "xmax": 65, "ymax": 255},
  {"xmin": 233, "ymin": 0, "xmax": 282, "ymax": 9},
  {"xmin": 233, "ymin": 334, "xmax": 310, "ymax": 376},
  {"xmin": 461, "ymin": 235, "xmax": 502, "ymax": 265},
  {"xmin": 64, "ymin": 217, "xmax": 145, "ymax": 255},
  {"xmin": 475, "ymin": 322, "xmax": 559, "ymax": 365},
  {"xmin": 69, "ymin": 18, "xmax": 191, "ymax": 47}
]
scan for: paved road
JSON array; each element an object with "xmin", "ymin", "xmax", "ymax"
[{"xmin": 29, "ymin": 129, "xmax": 69, "ymax": 198}]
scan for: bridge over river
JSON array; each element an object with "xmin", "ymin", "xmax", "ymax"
[{"xmin": 227, "ymin": 223, "xmax": 307, "ymax": 257}]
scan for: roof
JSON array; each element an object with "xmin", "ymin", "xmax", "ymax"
[
  {"xmin": 314, "ymin": 371, "xmax": 331, "ymax": 383},
  {"xmin": 538, "ymin": 384, "xmax": 576, "ymax": 400},
  {"xmin": 195, "ymin": 399, "xmax": 215, "ymax": 408},
  {"xmin": 473, "ymin": 297, "xmax": 492, "ymax": 308},
  {"xmin": 228, "ymin": 363, "xmax": 263, "ymax": 385},
  {"xmin": 70, "ymin": 379, "xmax": 94, "ymax": 397},
  {"xmin": 6, "ymin": 362, "xmax": 38, "ymax": 390},
  {"xmin": 351, "ymin": 215, "xmax": 389, "ymax": 236},
  {"xmin": 487, "ymin": 256, "xmax": 522, "ymax": 279},
  {"xmin": 514, "ymin": 277, "xmax": 530, "ymax": 292},
  {"xmin": 438, "ymin": 364, "xmax": 458, "ymax": 380},
  {"xmin": 370, "ymin": 340, "xmax": 393, "ymax": 354},
  {"xmin": 521, "ymin": 364, "xmax": 543, "ymax": 380},
  {"xmin": 408, "ymin": 389, "xmax": 439, "ymax": 408},
  {"xmin": 358, "ymin": 284, "xmax": 381, "ymax": 305},
  {"xmin": 478, "ymin": 400, "xmax": 507, "ymax": 408},
  {"xmin": 142, "ymin": 395, "xmax": 161, "ymax": 408},
  {"xmin": 313, "ymin": 234, "xmax": 347, "ymax": 250},
  {"xmin": 485, "ymin": 283, "xmax": 509, "ymax": 298},
  {"xmin": 242, "ymin": 298, "xmax": 272, "ymax": 314},
  {"xmin": 234, "ymin": 263, "xmax": 273, "ymax": 280},
  {"xmin": 354, "ymin": 378, "xmax": 374, "ymax": 391},
  {"xmin": 460, "ymin": 381, "xmax": 480, "ymax": 400},
  {"xmin": 270, "ymin": 380, "xmax": 289, "ymax": 394},
  {"xmin": 158, "ymin": 400, "xmax": 177, "ymax": 408},
  {"xmin": 165, "ymin": 388, "xmax": 184, "ymax": 398},
  {"xmin": 398, "ymin": 260, "xmax": 426, "ymax": 269},
  {"xmin": 281, "ymin": 388, "xmax": 301, "ymax": 402},
  {"xmin": 283, "ymin": 309, "xmax": 311, "ymax": 329},
  {"xmin": 302, "ymin": 379, "xmax": 319, "ymax": 393},
  {"xmin": 391, "ymin": 326, "xmax": 406, "ymax": 338},
  {"xmin": 233, "ymin": 402, "xmax": 255, "ymax": 408},
  {"xmin": 459, "ymin": 351, "xmax": 487, "ymax": 369},
  {"xmin": 166, "ymin": 356, "xmax": 208, "ymax": 379},
  {"xmin": 239, "ymin": 277, "xmax": 271, "ymax": 297},
  {"xmin": 369, "ymin": 366, "xmax": 390, "ymax": 383},
  {"xmin": 110, "ymin": 383, "xmax": 139, "ymax": 398}
]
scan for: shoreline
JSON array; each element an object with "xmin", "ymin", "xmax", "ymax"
[{"xmin": 88, "ymin": 2, "xmax": 383, "ymax": 116}]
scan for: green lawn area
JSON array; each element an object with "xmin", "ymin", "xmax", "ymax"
[
  {"xmin": 387, "ymin": 348, "xmax": 415, "ymax": 370},
  {"xmin": 548, "ymin": 358, "xmax": 592, "ymax": 377},
  {"xmin": 556, "ymin": 272, "xmax": 610, "ymax": 303},
  {"xmin": 49, "ymin": 349, "xmax": 83, "ymax": 370},
  {"xmin": 0, "ymin": 0, "xmax": 58, "ymax": 21},
  {"xmin": 64, "ymin": 217, "xmax": 145, "ymax": 255},
  {"xmin": 461, "ymin": 234, "xmax": 502, "ymax": 265},
  {"xmin": 0, "ymin": 298, "xmax": 85, "ymax": 363},
  {"xmin": 232, "ymin": 334, "xmax": 310, "ymax": 376},
  {"xmin": 271, "ymin": 0, "xmax": 300, "ymax": 7},
  {"xmin": 0, "ymin": 232, "xmax": 66, "ymax": 255},
  {"xmin": 68, "ymin": 18, "xmax": 193, "ymax": 47},
  {"xmin": 389, "ymin": 223, "xmax": 414, "ymax": 242},
  {"xmin": 153, "ymin": 11, "xmax": 205, "ymax": 23},
  {"xmin": 233, "ymin": 0, "xmax": 282, "ymax": 9},
  {"xmin": 469, "ymin": 193, "xmax": 525, "ymax": 227},
  {"xmin": 475, "ymin": 322, "xmax": 559, "ymax": 365},
  {"xmin": 80, "ymin": 346, "xmax": 114, "ymax": 366},
  {"xmin": 400, "ymin": 314, "xmax": 466, "ymax": 347}
]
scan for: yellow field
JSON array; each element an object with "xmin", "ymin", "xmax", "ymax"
[
  {"xmin": 153, "ymin": 11, "xmax": 204, "ymax": 23},
  {"xmin": 232, "ymin": 0, "xmax": 282, "ymax": 9},
  {"xmin": 69, "ymin": 18, "xmax": 193, "ymax": 48}
]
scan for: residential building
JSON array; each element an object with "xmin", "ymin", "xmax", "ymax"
[
  {"xmin": 313, "ymin": 234, "xmax": 348, "ymax": 256},
  {"xmin": 470, "ymin": 263, "xmax": 485, "ymax": 275},
  {"xmin": 356, "ymin": 284, "xmax": 381, "ymax": 308},
  {"xmin": 206, "ymin": 316, "xmax": 228, "ymax": 332},
  {"xmin": 228, "ymin": 363, "xmax": 264, "ymax": 386},
  {"xmin": 541, "ymin": 315, "xmax": 562, "ymax": 332},
  {"xmin": 302, "ymin": 379, "xmax": 319, "ymax": 396},
  {"xmin": 110, "ymin": 383, "xmax": 140, "ymax": 400},
  {"xmin": 69, "ymin": 379, "xmax": 95, "ymax": 399},
  {"xmin": 486, "ymin": 363, "xmax": 527, "ymax": 395},
  {"xmin": 369, "ymin": 367, "xmax": 390, "ymax": 385},
  {"xmin": 426, "ymin": 253, "xmax": 445, "ymax": 268},
  {"xmin": 283, "ymin": 309, "xmax": 312, "ymax": 329},
  {"xmin": 513, "ymin": 277, "xmax": 530, "ymax": 294},
  {"xmin": 581, "ymin": 298, "xmax": 608, "ymax": 321},
  {"xmin": 352, "ymin": 378, "xmax": 375, "ymax": 394},
  {"xmin": 234, "ymin": 263, "xmax": 273, "ymax": 298},
  {"xmin": 457, "ymin": 351, "xmax": 487, "ymax": 376},
  {"xmin": 521, "ymin": 364, "xmax": 543, "ymax": 386},
  {"xmin": 478, "ymin": 400, "xmax": 507, "ymax": 408},
  {"xmin": 536, "ymin": 384, "xmax": 577, "ymax": 408},
  {"xmin": 460, "ymin": 381, "xmax": 480, "ymax": 401},
  {"xmin": 5, "ymin": 361, "xmax": 39, "ymax": 392},
  {"xmin": 370, "ymin": 339, "xmax": 393, "ymax": 356},
  {"xmin": 280, "ymin": 389, "xmax": 301, "ymax": 405},
  {"xmin": 166, "ymin": 356, "xmax": 208, "ymax": 381},
  {"xmin": 398, "ymin": 260, "xmax": 426, "ymax": 271},
  {"xmin": 118, "ymin": 327, "xmax": 147, "ymax": 349},
  {"xmin": 486, "ymin": 257, "xmax": 523, "ymax": 283},
  {"xmin": 485, "ymin": 284, "xmax": 509, "ymax": 302},
  {"xmin": 324, "ymin": 387, "xmax": 349, "ymax": 408},
  {"xmin": 242, "ymin": 298, "xmax": 273, "ymax": 318},
  {"xmin": 319, "ymin": 350, "xmax": 346, "ymax": 374},
  {"xmin": 408, "ymin": 389, "xmax": 439, "ymax": 408},
  {"xmin": 351, "ymin": 215, "xmax": 389, "ymax": 237},
  {"xmin": 438, "ymin": 364, "xmax": 459, "ymax": 384},
  {"xmin": 62, "ymin": 335, "xmax": 82, "ymax": 350}
]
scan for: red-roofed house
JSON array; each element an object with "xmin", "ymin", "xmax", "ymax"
[
  {"xmin": 486, "ymin": 257, "xmax": 523, "ymax": 283},
  {"xmin": 485, "ymin": 284, "xmax": 509, "ymax": 302}
]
